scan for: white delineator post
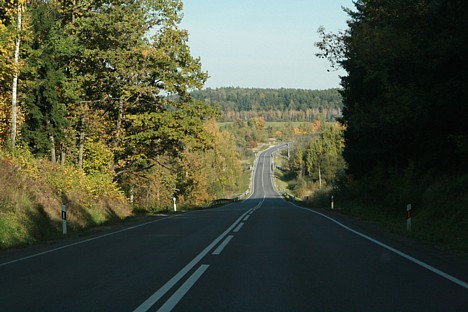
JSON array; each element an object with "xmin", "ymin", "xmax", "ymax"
[
  {"xmin": 406, "ymin": 204, "xmax": 412, "ymax": 231},
  {"xmin": 61, "ymin": 204, "xmax": 67, "ymax": 235},
  {"xmin": 173, "ymin": 197, "xmax": 177, "ymax": 212},
  {"xmin": 331, "ymin": 195, "xmax": 334, "ymax": 210}
]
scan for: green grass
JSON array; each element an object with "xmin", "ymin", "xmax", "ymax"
[
  {"xmin": 238, "ymin": 168, "xmax": 252, "ymax": 197},
  {"xmin": 0, "ymin": 151, "xmax": 132, "ymax": 249},
  {"xmin": 308, "ymin": 173, "xmax": 468, "ymax": 252}
]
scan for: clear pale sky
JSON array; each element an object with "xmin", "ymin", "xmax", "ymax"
[{"xmin": 180, "ymin": 0, "xmax": 355, "ymax": 90}]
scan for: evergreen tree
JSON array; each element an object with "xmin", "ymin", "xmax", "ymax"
[
  {"xmin": 317, "ymin": 0, "xmax": 468, "ymax": 177},
  {"xmin": 21, "ymin": 1, "xmax": 68, "ymax": 161}
]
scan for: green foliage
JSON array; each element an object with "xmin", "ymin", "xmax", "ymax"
[
  {"xmin": 222, "ymin": 118, "xmax": 268, "ymax": 157},
  {"xmin": 313, "ymin": 1, "xmax": 468, "ymax": 251},
  {"xmin": 83, "ymin": 139, "xmax": 114, "ymax": 175},
  {"xmin": 132, "ymin": 161, "xmax": 178, "ymax": 212},
  {"xmin": 289, "ymin": 145, "xmax": 304, "ymax": 178},
  {"xmin": 304, "ymin": 124, "xmax": 346, "ymax": 185},
  {"xmin": 131, "ymin": 119, "xmax": 243, "ymax": 212},
  {"xmin": 279, "ymin": 122, "xmax": 346, "ymax": 198},
  {"xmin": 0, "ymin": 0, "xmax": 241, "ymax": 218},
  {"xmin": 317, "ymin": 0, "xmax": 468, "ymax": 177}
]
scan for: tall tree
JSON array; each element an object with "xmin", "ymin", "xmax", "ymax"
[
  {"xmin": 0, "ymin": 0, "xmax": 17, "ymax": 145},
  {"xmin": 317, "ymin": 0, "xmax": 468, "ymax": 177},
  {"xmin": 9, "ymin": 0, "xmax": 23, "ymax": 148},
  {"xmin": 21, "ymin": 1, "xmax": 69, "ymax": 161},
  {"xmin": 290, "ymin": 144, "xmax": 304, "ymax": 178},
  {"xmin": 1, "ymin": 0, "xmax": 232, "ymax": 209},
  {"xmin": 305, "ymin": 124, "xmax": 345, "ymax": 188},
  {"xmin": 111, "ymin": 0, "xmax": 210, "ymax": 181}
]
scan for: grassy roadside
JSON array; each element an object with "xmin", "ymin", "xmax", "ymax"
[
  {"xmin": 272, "ymin": 153, "xmax": 468, "ymax": 252},
  {"xmin": 0, "ymin": 140, "xmax": 267, "ymax": 249},
  {"xmin": 333, "ymin": 173, "xmax": 468, "ymax": 252},
  {"xmin": 0, "ymin": 150, "xmax": 132, "ymax": 249},
  {"xmin": 298, "ymin": 197, "xmax": 467, "ymax": 253}
]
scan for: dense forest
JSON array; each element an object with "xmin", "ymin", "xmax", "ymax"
[
  {"xmin": 0, "ymin": 0, "xmax": 466, "ymax": 251},
  {"xmin": 313, "ymin": 0, "xmax": 467, "ymax": 249},
  {"xmin": 0, "ymin": 0, "xmax": 242, "ymax": 247},
  {"xmin": 191, "ymin": 87, "xmax": 343, "ymax": 122},
  {"xmin": 317, "ymin": 0, "xmax": 467, "ymax": 177}
]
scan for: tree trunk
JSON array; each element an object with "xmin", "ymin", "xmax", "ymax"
[
  {"xmin": 49, "ymin": 133, "xmax": 56, "ymax": 163},
  {"xmin": 46, "ymin": 118, "xmax": 56, "ymax": 162},
  {"xmin": 115, "ymin": 98, "xmax": 124, "ymax": 146},
  {"xmin": 72, "ymin": 0, "xmax": 76, "ymax": 24},
  {"xmin": 61, "ymin": 146, "xmax": 66, "ymax": 166},
  {"xmin": 10, "ymin": 2, "xmax": 22, "ymax": 148},
  {"xmin": 78, "ymin": 115, "xmax": 85, "ymax": 169},
  {"xmin": 110, "ymin": 98, "xmax": 124, "ymax": 172},
  {"xmin": 318, "ymin": 162, "xmax": 322, "ymax": 189}
]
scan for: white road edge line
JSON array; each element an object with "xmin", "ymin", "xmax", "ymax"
[
  {"xmin": 212, "ymin": 235, "xmax": 234, "ymax": 255},
  {"xmin": 291, "ymin": 202, "xmax": 468, "ymax": 290},
  {"xmin": 133, "ymin": 209, "xmax": 252, "ymax": 312},
  {"xmin": 0, "ymin": 215, "xmax": 176, "ymax": 267},
  {"xmin": 157, "ymin": 264, "xmax": 210, "ymax": 312},
  {"xmin": 233, "ymin": 223, "xmax": 244, "ymax": 233},
  {"xmin": 265, "ymin": 145, "xmax": 468, "ymax": 290}
]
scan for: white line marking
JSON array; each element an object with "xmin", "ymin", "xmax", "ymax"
[
  {"xmin": 233, "ymin": 223, "xmax": 244, "ymax": 233},
  {"xmin": 157, "ymin": 264, "xmax": 209, "ymax": 312},
  {"xmin": 212, "ymin": 235, "xmax": 234, "ymax": 255},
  {"xmin": 261, "ymin": 155, "xmax": 265, "ymax": 194},
  {"xmin": 134, "ymin": 150, "xmax": 271, "ymax": 312},
  {"xmin": 263, "ymin": 145, "xmax": 468, "ymax": 291},
  {"xmin": 133, "ymin": 210, "xmax": 251, "ymax": 312},
  {"xmin": 0, "ymin": 215, "xmax": 175, "ymax": 267},
  {"xmin": 243, "ymin": 215, "xmax": 250, "ymax": 221},
  {"xmin": 290, "ymin": 202, "xmax": 468, "ymax": 290}
]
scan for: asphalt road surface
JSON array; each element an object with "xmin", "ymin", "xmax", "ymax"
[{"xmin": 1, "ymin": 145, "xmax": 467, "ymax": 311}]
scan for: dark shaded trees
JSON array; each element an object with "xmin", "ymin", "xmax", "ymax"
[{"xmin": 317, "ymin": 0, "xmax": 468, "ymax": 178}]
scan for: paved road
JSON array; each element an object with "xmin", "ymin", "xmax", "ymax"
[{"xmin": 1, "ymin": 145, "xmax": 467, "ymax": 311}]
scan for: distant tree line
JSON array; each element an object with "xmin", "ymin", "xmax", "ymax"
[{"xmin": 191, "ymin": 87, "xmax": 343, "ymax": 122}]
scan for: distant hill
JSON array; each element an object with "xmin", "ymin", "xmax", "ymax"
[{"xmin": 191, "ymin": 87, "xmax": 343, "ymax": 122}]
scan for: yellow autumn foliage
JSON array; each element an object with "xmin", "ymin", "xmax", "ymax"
[{"xmin": 0, "ymin": 149, "xmax": 131, "ymax": 248}]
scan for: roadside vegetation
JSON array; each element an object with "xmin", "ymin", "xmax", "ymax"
[
  {"xmin": 0, "ymin": 148, "xmax": 130, "ymax": 248},
  {"xmin": 275, "ymin": 0, "xmax": 468, "ymax": 252},
  {"xmin": 1, "ymin": 0, "xmax": 466, "ymax": 254},
  {"xmin": 0, "ymin": 1, "xmax": 245, "ymax": 249}
]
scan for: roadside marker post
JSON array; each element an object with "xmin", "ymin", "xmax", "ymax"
[
  {"xmin": 406, "ymin": 204, "xmax": 412, "ymax": 232},
  {"xmin": 331, "ymin": 195, "xmax": 334, "ymax": 210},
  {"xmin": 173, "ymin": 197, "xmax": 177, "ymax": 212},
  {"xmin": 61, "ymin": 204, "xmax": 67, "ymax": 235}
]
